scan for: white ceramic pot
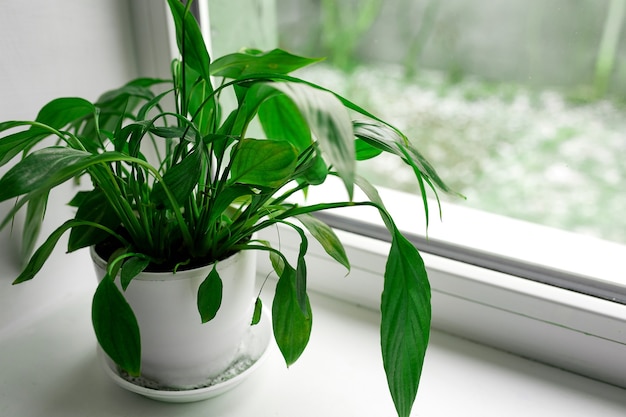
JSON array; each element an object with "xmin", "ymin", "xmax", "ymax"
[{"xmin": 90, "ymin": 247, "xmax": 257, "ymax": 389}]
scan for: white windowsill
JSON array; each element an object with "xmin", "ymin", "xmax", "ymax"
[{"xmin": 1, "ymin": 270, "xmax": 626, "ymax": 417}]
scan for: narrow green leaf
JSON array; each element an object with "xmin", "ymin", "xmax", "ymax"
[
  {"xmin": 197, "ymin": 266, "xmax": 223, "ymax": 323},
  {"xmin": 381, "ymin": 230, "xmax": 431, "ymax": 417},
  {"xmin": 166, "ymin": 0, "xmax": 212, "ymax": 82},
  {"xmin": 121, "ymin": 257, "xmax": 150, "ymax": 291},
  {"xmin": 272, "ymin": 263, "xmax": 312, "ymax": 366},
  {"xmin": 68, "ymin": 188, "xmax": 121, "ymax": 252},
  {"xmin": 230, "ymin": 138, "xmax": 298, "ymax": 187},
  {"xmin": 92, "ymin": 274, "xmax": 141, "ymax": 376},
  {"xmin": 0, "ymin": 125, "xmax": 48, "ymax": 167},
  {"xmin": 211, "ymin": 48, "xmax": 323, "ymax": 79},
  {"xmin": 21, "ymin": 192, "xmax": 48, "ymax": 261},
  {"xmin": 251, "ymin": 297, "xmax": 263, "ymax": 326},
  {"xmin": 296, "ymin": 213, "xmax": 350, "ymax": 271},
  {"xmin": 12, "ymin": 219, "xmax": 76, "ymax": 284},
  {"xmin": 151, "ymin": 150, "xmax": 202, "ymax": 208}
]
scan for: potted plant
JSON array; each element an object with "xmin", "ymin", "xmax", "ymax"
[{"xmin": 0, "ymin": 1, "xmax": 457, "ymax": 416}]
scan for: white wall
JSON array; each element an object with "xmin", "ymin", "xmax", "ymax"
[{"xmin": 0, "ymin": 1, "xmax": 141, "ymax": 334}]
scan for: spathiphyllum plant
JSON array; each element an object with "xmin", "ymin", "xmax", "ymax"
[{"xmin": 0, "ymin": 1, "xmax": 457, "ymax": 416}]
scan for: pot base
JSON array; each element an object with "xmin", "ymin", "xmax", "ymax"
[{"xmin": 98, "ymin": 310, "xmax": 272, "ymax": 402}]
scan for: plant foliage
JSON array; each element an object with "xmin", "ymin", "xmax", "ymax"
[{"xmin": 0, "ymin": 1, "xmax": 457, "ymax": 416}]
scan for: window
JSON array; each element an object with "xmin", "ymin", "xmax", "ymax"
[{"xmin": 177, "ymin": 0, "xmax": 626, "ymax": 388}]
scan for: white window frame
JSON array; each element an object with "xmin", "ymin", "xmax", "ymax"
[{"xmin": 138, "ymin": 0, "xmax": 626, "ymax": 389}]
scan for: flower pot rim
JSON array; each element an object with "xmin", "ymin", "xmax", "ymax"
[{"xmin": 89, "ymin": 245, "xmax": 248, "ymax": 281}]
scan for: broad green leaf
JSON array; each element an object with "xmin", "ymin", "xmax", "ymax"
[
  {"xmin": 68, "ymin": 188, "xmax": 121, "ymax": 252},
  {"xmin": 92, "ymin": 274, "xmax": 141, "ymax": 376},
  {"xmin": 268, "ymin": 82, "xmax": 355, "ymax": 198},
  {"xmin": 151, "ymin": 150, "xmax": 202, "ymax": 208},
  {"xmin": 353, "ymin": 173, "xmax": 430, "ymax": 417},
  {"xmin": 96, "ymin": 80, "xmax": 161, "ymax": 105},
  {"xmin": 295, "ymin": 213, "xmax": 350, "ymax": 271},
  {"xmin": 121, "ymin": 257, "xmax": 150, "ymax": 291},
  {"xmin": 211, "ymin": 48, "xmax": 322, "ymax": 79},
  {"xmin": 12, "ymin": 219, "xmax": 76, "ymax": 284},
  {"xmin": 251, "ymin": 297, "xmax": 263, "ymax": 326},
  {"xmin": 355, "ymin": 138, "xmax": 383, "ymax": 160},
  {"xmin": 381, "ymin": 230, "xmax": 431, "ymax": 417},
  {"xmin": 258, "ymin": 94, "xmax": 328, "ymax": 185},
  {"xmin": 34, "ymin": 97, "xmax": 94, "ymax": 129},
  {"xmin": 230, "ymin": 138, "xmax": 298, "ymax": 187},
  {"xmin": 197, "ymin": 266, "xmax": 223, "ymax": 323},
  {"xmin": 0, "ymin": 147, "xmax": 90, "ymax": 202},
  {"xmin": 272, "ymin": 263, "xmax": 312, "ymax": 366},
  {"xmin": 167, "ymin": 0, "xmax": 212, "ymax": 83}
]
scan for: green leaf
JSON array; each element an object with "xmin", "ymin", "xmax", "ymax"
[
  {"xmin": 92, "ymin": 274, "xmax": 141, "ymax": 376},
  {"xmin": 151, "ymin": 150, "xmax": 202, "ymax": 208},
  {"xmin": 296, "ymin": 213, "xmax": 350, "ymax": 271},
  {"xmin": 120, "ymin": 257, "xmax": 150, "ymax": 291},
  {"xmin": 68, "ymin": 188, "xmax": 121, "ymax": 252},
  {"xmin": 230, "ymin": 138, "xmax": 298, "ymax": 187},
  {"xmin": 353, "ymin": 174, "xmax": 430, "ymax": 417},
  {"xmin": 0, "ymin": 147, "xmax": 90, "ymax": 202},
  {"xmin": 251, "ymin": 297, "xmax": 263, "ymax": 326},
  {"xmin": 268, "ymin": 82, "xmax": 355, "ymax": 197},
  {"xmin": 258, "ymin": 94, "xmax": 328, "ymax": 185},
  {"xmin": 34, "ymin": 97, "xmax": 94, "ymax": 129},
  {"xmin": 166, "ymin": 0, "xmax": 211, "ymax": 82},
  {"xmin": 0, "ymin": 123, "xmax": 48, "ymax": 167},
  {"xmin": 381, "ymin": 230, "xmax": 431, "ymax": 417},
  {"xmin": 12, "ymin": 219, "xmax": 76, "ymax": 284},
  {"xmin": 197, "ymin": 266, "xmax": 223, "ymax": 323},
  {"xmin": 355, "ymin": 138, "xmax": 383, "ymax": 160},
  {"xmin": 211, "ymin": 48, "xmax": 322, "ymax": 79},
  {"xmin": 21, "ymin": 192, "xmax": 48, "ymax": 261},
  {"xmin": 272, "ymin": 263, "xmax": 312, "ymax": 366}
]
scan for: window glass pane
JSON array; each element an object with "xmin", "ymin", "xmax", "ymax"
[{"xmin": 277, "ymin": 0, "xmax": 626, "ymax": 245}]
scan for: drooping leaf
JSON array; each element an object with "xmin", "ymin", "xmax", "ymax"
[
  {"xmin": 230, "ymin": 138, "xmax": 298, "ymax": 187},
  {"xmin": 211, "ymin": 48, "xmax": 323, "ymax": 79},
  {"xmin": 353, "ymin": 174, "xmax": 431, "ymax": 417},
  {"xmin": 381, "ymin": 230, "xmax": 431, "ymax": 417},
  {"xmin": 272, "ymin": 263, "xmax": 312, "ymax": 366},
  {"xmin": 92, "ymin": 274, "xmax": 141, "ymax": 376},
  {"xmin": 295, "ymin": 213, "xmax": 350, "ymax": 271},
  {"xmin": 120, "ymin": 257, "xmax": 150, "ymax": 291},
  {"xmin": 268, "ymin": 82, "xmax": 355, "ymax": 198},
  {"xmin": 197, "ymin": 266, "xmax": 223, "ymax": 323}
]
